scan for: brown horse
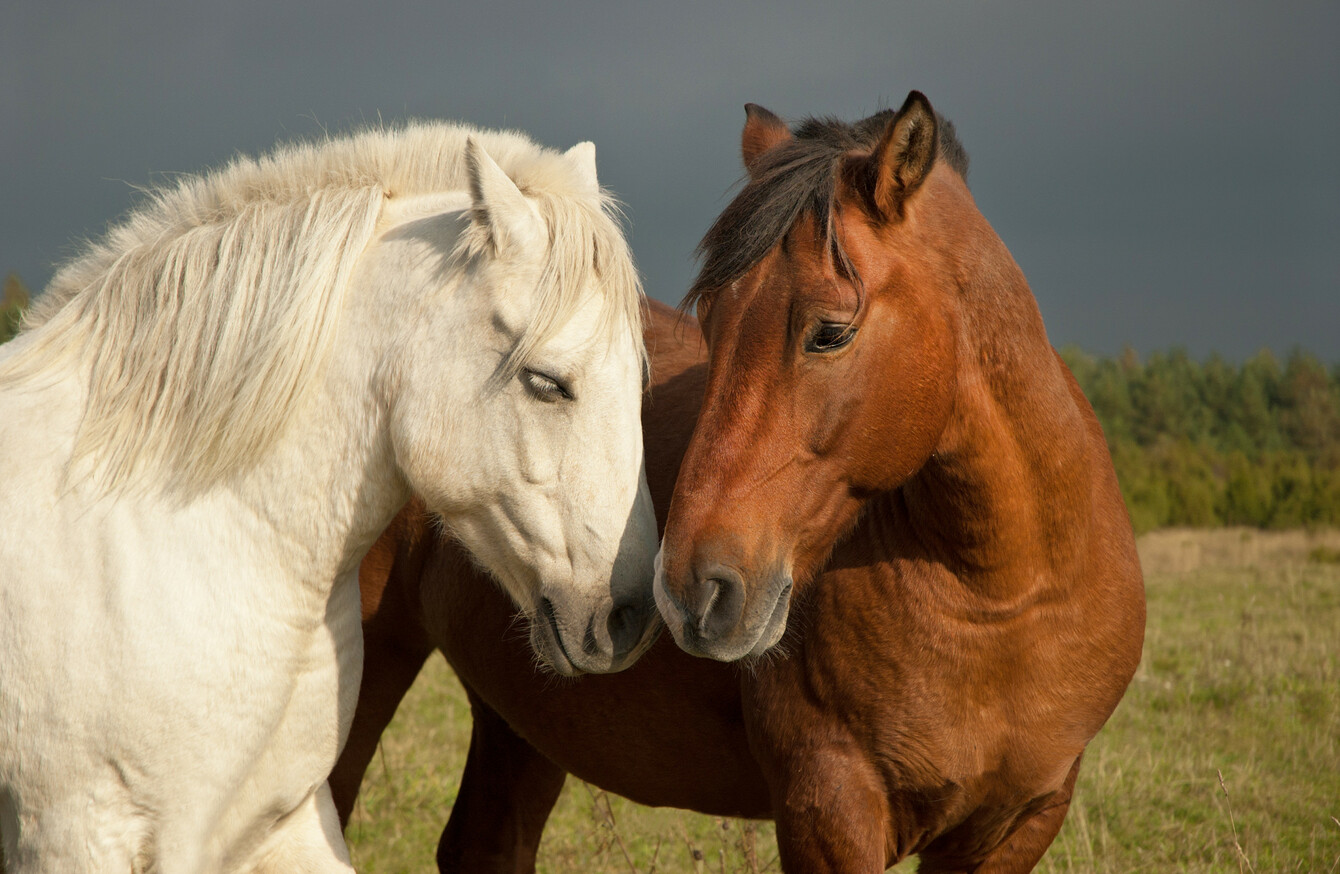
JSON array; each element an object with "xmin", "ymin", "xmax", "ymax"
[{"xmin": 332, "ymin": 92, "xmax": 1146, "ymax": 873}]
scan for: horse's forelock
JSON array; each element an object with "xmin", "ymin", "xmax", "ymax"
[
  {"xmin": 684, "ymin": 108, "xmax": 968, "ymax": 317},
  {"xmin": 497, "ymin": 188, "xmax": 646, "ymax": 383}
]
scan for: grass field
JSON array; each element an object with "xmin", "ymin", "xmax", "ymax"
[{"xmin": 344, "ymin": 528, "xmax": 1340, "ymax": 873}]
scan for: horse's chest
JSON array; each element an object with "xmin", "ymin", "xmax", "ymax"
[{"xmin": 746, "ymin": 585, "xmax": 1083, "ymax": 866}]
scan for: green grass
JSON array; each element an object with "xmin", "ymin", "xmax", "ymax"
[{"xmin": 347, "ymin": 529, "xmax": 1340, "ymax": 873}]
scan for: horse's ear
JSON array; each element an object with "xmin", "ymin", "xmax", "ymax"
[
  {"xmin": 868, "ymin": 91, "xmax": 939, "ymax": 219},
  {"xmin": 563, "ymin": 141, "xmax": 600, "ymax": 195},
  {"xmin": 742, "ymin": 104, "xmax": 792, "ymax": 175},
  {"xmin": 466, "ymin": 137, "xmax": 541, "ymax": 252}
]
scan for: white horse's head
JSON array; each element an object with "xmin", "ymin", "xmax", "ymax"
[
  {"xmin": 368, "ymin": 138, "xmax": 658, "ymax": 675},
  {"xmin": 5, "ymin": 124, "xmax": 660, "ymax": 676}
]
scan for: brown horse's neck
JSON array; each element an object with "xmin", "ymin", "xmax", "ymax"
[{"xmin": 900, "ymin": 228, "xmax": 1092, "ymax": 598}]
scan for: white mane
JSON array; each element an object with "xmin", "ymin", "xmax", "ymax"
[{"xmin": 2, "ymin": 122, "xmax": 644, "ymax": 494}]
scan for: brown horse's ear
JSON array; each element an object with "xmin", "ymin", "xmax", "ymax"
[
  {"xmin": 742, "ymin": 104, "xmax": 792, "ymax": 175},
  {"xmin": 868, "ymin": 91, "xmax": 939, "ymax": 219}
]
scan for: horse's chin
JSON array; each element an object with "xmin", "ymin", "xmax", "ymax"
[
  {"xmin": 747, "ymin": 581, "xmax": 792, "ymax": 657},
  {"xmin": 612, "ymin": 615, "xmax": 664, "ymax": 669}
]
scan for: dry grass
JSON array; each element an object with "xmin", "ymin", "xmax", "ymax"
[
  {"xmin": 347, "ymin": 529, "xmax": 1340, "ymax": 873},
  {"xmin": 1038, "ymin": 528, "xmax": 1340, "ymax": 873},
  {"xmin": 1136, "ymin": 527, "xmax": 1340, "ymax": 576}
]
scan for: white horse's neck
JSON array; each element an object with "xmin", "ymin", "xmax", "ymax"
[
  {"xmin": 221, "ymin": 198, "xmax": 475, "ymax": 589},
  {"xmin": 222, "ymin": 326, "xmax": 410, "ymax": 592}
]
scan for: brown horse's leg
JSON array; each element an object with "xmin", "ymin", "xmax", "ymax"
[
  {"xmin": 969, "ymin": 755, "xmax": 1082, "ymax": 874},
  {"xmin": 329, "ymin": 628, "xmax": 433, "ymax": 826},
  {"xmin": 435, "ymin": 688, "xmax": 567, "ymax": 874},
  {"xmin": 768, "ymin": 755, "xmax": 889, "ymax": 873},
  {"xmin": 329, "ymin": 553, "xmax": 436, "ymax": 826},
  {"xmin": 918, "ymin": 755, "xmax": 1083, "ymax": 874}
]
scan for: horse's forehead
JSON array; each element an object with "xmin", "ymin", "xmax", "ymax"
[
  {"xmin": 704, "ymin": 260, "xmax": 779, "ymax": 334},
  {"xmin": 549, "ymin": 298, "xmax": 631, "ymax": 353},
  {"xmin": 531, "ymin": 291, "xmax": 643, "ymax": 367},
  {"xmin": 726, "ymin": 228, "xmax": 853, "ymax": 321}
]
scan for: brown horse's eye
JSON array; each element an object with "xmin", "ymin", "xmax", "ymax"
[{"xmin": 805, "ymin": 322, "xmax": 856, "ymax": 354}]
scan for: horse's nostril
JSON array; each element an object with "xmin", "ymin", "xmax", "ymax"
[
  {"xmin": 689, "ymin": 578, "xmax": 721, "ymax": 632},
  {"xmin": 687, "ymin": 565, "xmax": 746, "ymax": 642},
  {"xmin": 607, "ymin": 602, "xmax": 645, "ymax": 658}
]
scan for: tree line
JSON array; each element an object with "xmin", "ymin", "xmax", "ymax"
[
  {"xmin": 3, "ymin": 272, "xmax": 1336, "ymax": 531},
  {"xmin": 1061, "ymin": 345, "xmax": 1340, "ymax": 532}
]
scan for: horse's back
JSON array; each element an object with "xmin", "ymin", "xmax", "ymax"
[{"xmin": 641, "ymin": 299, "xmax": 709, "ymax": 526}]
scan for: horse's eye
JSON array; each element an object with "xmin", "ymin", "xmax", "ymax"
[
  {"xmin": 522, "ymin": 369, "xmax": 574, "ymax": 402},
  {"xmin": 805, "ymin": 322, "xmax": 856, "ymax": 354}
]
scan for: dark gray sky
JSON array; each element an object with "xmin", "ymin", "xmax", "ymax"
[{"xmin": 4, "ymin": 1, "xmax": 1337, "ymax": 359}]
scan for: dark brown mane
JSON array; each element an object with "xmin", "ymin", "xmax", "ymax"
[{"xmin": 685, "ymin": 109, "xmax": 968, "ymax": 314}]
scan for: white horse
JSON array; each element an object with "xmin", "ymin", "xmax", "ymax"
[{"xmin": 0, "ymin": 124, "xmax": 658, "ymax": 872}]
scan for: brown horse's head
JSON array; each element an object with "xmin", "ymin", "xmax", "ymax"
[{"xmin": 655, "ymin": 92, "xmax": 976, "ymax": 660}]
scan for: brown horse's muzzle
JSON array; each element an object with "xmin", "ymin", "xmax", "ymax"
[{"xmin": 654, "ymin": 547, "xmax": 793, "ymax": 662}]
